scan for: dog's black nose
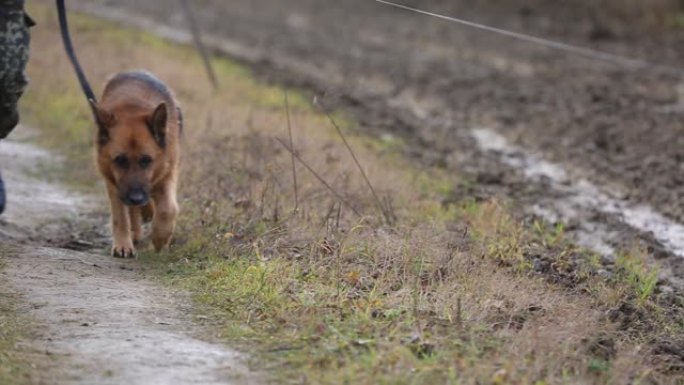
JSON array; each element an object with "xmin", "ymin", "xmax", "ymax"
[{"xmin": 125, "ymin": 190, "xmax": 148, "ymax": 206}]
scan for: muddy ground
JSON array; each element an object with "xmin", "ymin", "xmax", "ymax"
[
  {"xmin": 0, "ymin": 129, "xmax": 255, "ymax": 384},
  {"xmin": 73, "ymin": 1, "xmax": 684, "ymax": 286}
]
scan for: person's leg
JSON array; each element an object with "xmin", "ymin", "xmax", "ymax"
[{"xmin": 0, "ymin": 0, "xmax": 33, "ymax": 215}]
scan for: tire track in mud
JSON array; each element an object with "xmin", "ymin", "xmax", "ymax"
[
  {"xmin": 72, "ymin": 2, "xmax": 684, "ymax": 293},
  {"xmin": 0, "ymin": 130, "xmax": 256, "ymax": 384},
  {"xmin": 469, "ymin": 128, "xmax": 684, "ymax": 289}
]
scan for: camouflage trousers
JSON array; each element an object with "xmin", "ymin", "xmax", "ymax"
[{"xmin": 0, "ymin": 0, "xmax": 32, "ymax": 139}]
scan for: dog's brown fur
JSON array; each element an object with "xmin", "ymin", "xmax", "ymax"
[{"xmin": 91, "ymin": 71, "xmax": 182, "ymax": 258}]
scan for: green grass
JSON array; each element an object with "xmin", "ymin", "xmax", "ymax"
[
  {"xmin": 615, "ymin": 251, "xmax": 660, "ymax": 304},
  {"xmin": 137, "ymin": 195, "xmax": 682, "ymax": 384},
  {"xmin": 142, "ymin": 247, "xmax": 507, "ymax": 384}
]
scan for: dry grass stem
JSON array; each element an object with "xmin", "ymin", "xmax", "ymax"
[
  {"xmin": 321, "ymin": 106, "xmax": 390, "ymax": 224},
  {"xmin": 283, "ymin": 89, "xmax": 299, "ymax": 211},
  {"xmin": 275, "ymin": 137, "xmax": 361, "ymax": 218}
]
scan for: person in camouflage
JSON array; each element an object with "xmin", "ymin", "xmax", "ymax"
[{"xmin": 0, "ymin": 0, "xmax": 33, "ymax": 214}]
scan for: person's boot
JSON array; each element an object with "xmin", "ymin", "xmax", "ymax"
[{"xmin": 0, "ymin": 172, "xmax": 5, "ymax": 215}]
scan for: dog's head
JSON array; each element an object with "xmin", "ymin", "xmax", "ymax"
[{"xmin": 91, "ymin": 100, "xmax": 168, "ymax": 207}]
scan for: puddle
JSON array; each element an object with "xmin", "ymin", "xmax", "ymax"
[{"xmin": 471, "ymin": 128, "xmax": 684, "ymax": 259}]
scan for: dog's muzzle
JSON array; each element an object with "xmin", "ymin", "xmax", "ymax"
[{"xmin": 123, "ymin": 189, "xmax": 149, "ymax": 207}]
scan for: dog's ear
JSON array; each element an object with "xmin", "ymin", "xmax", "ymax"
[
  {"xmin": 89, "ymin": 99, "xmax": 115, "ymax": 145},
  {"xmin": 147, "ymin": 102, "xmax": 167, "ymax": 148}
]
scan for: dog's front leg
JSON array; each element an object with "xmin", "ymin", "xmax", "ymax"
[
  {"xmin": 107, "ymin": 184, "xmax": 136, "ymax": 258},
  {"xmin": 151, "ymin": 183, "xmax": 178, "ymax": 252},
  {"xmin": 129, "ymin": 206, "xmax": 144, "ymax": 245}
]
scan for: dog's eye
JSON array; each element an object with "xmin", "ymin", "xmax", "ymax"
[
  {"xmin": 114, "ymin": 154, "xmax": 129, "ymax": 169},
  {"xmin": 139, "ymin": 155, "xmax": 153, "ymax": 169}
]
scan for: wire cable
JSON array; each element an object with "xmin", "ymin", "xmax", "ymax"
[{"xmin": 375, "ymin": 0, "xmax": 682, "ymax": 77}]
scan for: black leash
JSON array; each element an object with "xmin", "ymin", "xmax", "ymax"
[
  {"xmin": 56, "ymin": 0, "xmax": 98, "ymax": 120},
  {"xmin": 57, "ymin": 0, "xmax": 216, "ymax": 124}
]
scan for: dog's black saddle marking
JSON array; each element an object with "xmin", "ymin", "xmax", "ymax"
[{"xmin": 105, "ymin": 71, "xmax": 174, "ymax": 104}]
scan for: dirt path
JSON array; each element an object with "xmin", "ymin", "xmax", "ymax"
[
  {"xmin": 71, "ymin": 0, "xmax": 684, "ymax": 291},
  {"xmin": 0, "ymin": 129, "xmax": 254, "ymax": 384}
]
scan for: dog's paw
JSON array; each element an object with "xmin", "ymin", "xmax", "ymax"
[
  {"xmin": 152, "ymin": 232, "xmax": 175, "ymax": 252},
  {"xmin": 112, "ymin": 244, "xmax": 137, "ymax": 259},
  {"xmin": 152, "ymin": 238, "xmax": 169, "ymax": 252},
  {"xmin": 132, "ymin": 229, "xmax": 144, "ymax": 245},
  {"xmin": 141, "ymin": 203, "xmax": 154, "ymax": 224}
]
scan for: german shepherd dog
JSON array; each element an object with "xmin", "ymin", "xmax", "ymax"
[
  {"xmin": 91, "ymin": 72, "xmax": 182, "ymax": 257},
  {"xmin": 57, "ymin": 1, "xmax": 182, "ymax": 258}
]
